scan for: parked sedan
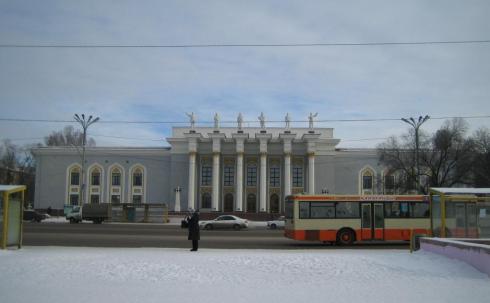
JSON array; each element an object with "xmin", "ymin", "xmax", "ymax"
[
  {"xmin": 199, "ymin": 215, "xmax": 249, "ymax": 230},
  {"xmin": 23, "ymin": 209, "xmax": 49, "ymax": 222},
  {"xmin": 267, "ymin": 216, "xmax": 285, "ymax": 229}
]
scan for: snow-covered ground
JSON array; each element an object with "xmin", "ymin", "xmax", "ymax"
[{"xmin": 1, "ymin": 247, "xmax": 489, "ymax": 303}]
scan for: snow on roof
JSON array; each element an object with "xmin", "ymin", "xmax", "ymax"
[
  {"xmin": 0, "ymin": 185, "xmax": 26, "ymax": 193},
  {"xmin": 430, "ymin": 187, "xmax": 490, "ymax": 195}
]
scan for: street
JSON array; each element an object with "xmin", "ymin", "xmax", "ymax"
[{"xmin": 23, "ymin": 222, "xmax": 409, "ymax": 249}]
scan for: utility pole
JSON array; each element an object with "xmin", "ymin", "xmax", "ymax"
[
  {"xmin": 401, "ymin": 115, "xmax": 430, "ymax": 193},
  {"xmin": 74, "ymin": 114, "xmax": 100, "ymax": 205}
]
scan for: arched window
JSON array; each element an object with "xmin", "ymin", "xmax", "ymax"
[
  {"xmin": 359, "ymin": 166, "xmax": 376, "ymax": 195},
  {"xmin": 270, "ymin": 194, "xmax": 280, "ymax": 213},
  {"xmin": 247, "ymin": 194, "xmax": 257, "ymax": 213},
  {"xmin": 224, "ymin": 193, "xmax": 234, "ymax": 212},
  {"xmin": 88, "ymin": 164, "xmax": 104, "ymax": 204},
  {"xmin": 201, "ymin": 193, "xmax": 212, "ymax": 209},
  {"xmin": 129, "ymin": 165, "xmax": 145, "ymax": 204},
  {"xmin": 67, "ymin": 164, "xmax": 81, "ymax": 206},
  {"xmin": 133, "ymin": 168, "xmax": 143, "ymax": 186},
  {"xmin": 91, "ymin": 168, "xmax": 101, "ymax": 186},
  {"xmin": 383, "ymin": 173, "xmax": 395, "ymax": 194},
  {"xmin": 108, "ymin": 165, "xmax": 124, "ymax": 204}
]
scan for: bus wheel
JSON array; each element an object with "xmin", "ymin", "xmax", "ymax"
[{"xmin": 337, "ymin": 229, "xmax": 355, "ymax": 246}]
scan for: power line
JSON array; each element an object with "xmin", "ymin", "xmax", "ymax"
[
  {"xmin": 0, "ymin": 115, "xmax": 489, "ymax": 124},
  {"xmin": 1, "ymin": 40, "xmax": 490, "ymax": 48}
]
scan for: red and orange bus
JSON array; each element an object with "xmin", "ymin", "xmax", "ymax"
[{"xmin": 284, "ymin": 194, "xmax": 431, "ymax": 245}]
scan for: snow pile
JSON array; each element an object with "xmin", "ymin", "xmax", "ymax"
[{"xmin": 1, "ymin": 247, "xmax": 489, "ymax": 303}]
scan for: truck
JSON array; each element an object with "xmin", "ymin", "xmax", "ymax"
[{"xmin": 66, "ymin": 203, "xmax": 110, "ymax": 224}]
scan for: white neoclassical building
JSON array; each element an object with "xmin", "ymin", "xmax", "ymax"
[{"xmin": 32, "ymin": 115, "xmax": 396, "ymax": 213}]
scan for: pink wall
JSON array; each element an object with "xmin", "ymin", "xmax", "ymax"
[{"xmin": 420, "ymin": 238, "xmax": 490, "ymax": 277}]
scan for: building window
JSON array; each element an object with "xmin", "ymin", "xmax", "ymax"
[
  {"xmin": 293, "ymin": 166, "xmax": 303, "ymax": 187},
  {"xmin": 224, "ymin": 165, "xmax": 234, "ymax": 186},
  {"xmin": 201, "ymin": 193, "xmax": 211, "ymax": 209},
  {"xmin": 384, "ymin": 175, "xmax": 395, "ymax": 194},
  {"xmin": 111, "ymin": 195, "xmax": 121, "ymax": 204},
  {"xmin": 247, "ymin": 164, "xmax": 257, "ymax": 186},
  {"xmin": 270, "ymin": 166, "xmax": 280, "ymax": 187},
  {"xmin": 112, "ymin": 171, "xmax": 121, "ymax": 186},
  {"xmin": 91, "ymin": 171, "xmax": 100, "ymax": 186},
  {"xmin": 133, "ymin": 169, "xmax": 143, "ymax": 186},
  {"xmin": 201, "ymin": 166, "xmax": 212, "ymax": 186},
  {"xmin": 70, "ymin": 172, "xmax": 80, "ymax": 186},
  {"xmin": 132, "ymin": 195, "xmax": 142, "ymax": 204},
  {"xmin": 270, "ymin": 194, "xmax": 280, "ymax": 213},
  {"xmin": 70, "ymin": 194, "xmax": 79, "ymax": 206},
  {"xmin": 363, "ymin": 175, "xmax": 373, "ymax": 190},
  {"xmin": 90, "ymin": 194, "xmax": 100, "ymax": 204}
]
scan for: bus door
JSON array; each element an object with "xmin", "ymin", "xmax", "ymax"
[{"xmin": 361, "ymin": 203, "xmax": 384, "ymax": 240}]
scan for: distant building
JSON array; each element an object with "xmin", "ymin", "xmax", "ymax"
[{"xmin": 32, "ymin": 125, "xmax": 395, "ymax": 213}]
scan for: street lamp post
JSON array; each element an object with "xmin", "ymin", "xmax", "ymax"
[
  {"xmin": 401, "ymin": 115, "xmax": 430, "ymax": 193},
  {"xmin": 74, "ymin": 114, "xmax": 100, "ymax": 205}
]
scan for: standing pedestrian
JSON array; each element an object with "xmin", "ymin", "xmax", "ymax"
[{"xmin": 187, "ymin": 210, "xmax": 200, "ymax": 251}]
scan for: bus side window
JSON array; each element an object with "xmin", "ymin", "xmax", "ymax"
[
  {"xmin": 388, "ymin": 202, "xmax": 401, "ymax": 218},
  {"xmin": 400, "ymin": 202, "xmax": 409, "ymax": 218},
  {"xmin": 299, "ymin": 202, "xmax": 310, "ymax": 219},
  {"xmin": 411, "ymin": 202, "xmax": 430, "ymax": 218}
]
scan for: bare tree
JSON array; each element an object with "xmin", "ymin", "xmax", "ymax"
[
  {"xmin": 420, "ymin": 118, "xmax": 475, "ymax": 189},
  {"xmin": 0, "ymin": 139, "xmax": 19, "ymax": 184},
  {"xmin": 378, "ymin": 118, "xmax": 474, "ymax": 194},
  {"xmin": 471, "ymin": 127, "xmax": 490, "ymax": 187},
  {"xmin": 377, "ymin": 130, "xmax": 429, "ymax": 193},
  {"xmin": 44, "ymin": 125, "xmax": 96, "ymax": 147}
]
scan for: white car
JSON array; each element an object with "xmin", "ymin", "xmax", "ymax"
[
  {"xmin": 199, "ymin": 215, "xmax": 249, "ymax": 230},
  {"xmin": 267, "ymin": 216, "xmax": 285, "ymax": 229}
]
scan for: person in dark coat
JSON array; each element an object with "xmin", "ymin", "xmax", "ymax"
[{"xmin": 187, "ymin": 210, "xmax": 200, "ymax": 251}]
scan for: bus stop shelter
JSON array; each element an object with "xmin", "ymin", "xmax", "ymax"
[
  {"xmin": 430, "ymin": 188, "xmax": 490, "ymax": 238},
  {"xmin": 0, "ymin": 185, "xmax": 26, "ymax": 249}
]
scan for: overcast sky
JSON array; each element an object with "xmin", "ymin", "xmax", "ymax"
[{"xmin": 0, "ymin": 0, "xmax": 489, "ymax": 148}]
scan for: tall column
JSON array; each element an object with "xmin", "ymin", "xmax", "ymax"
[
  {"xmin": 233, "ymin": 133, "xmax": 248, "ymax": 212},
  {"xmin": 260, "ymin": 152, "xmax": 267, "ymax": 212},
  {"xmin": 212, "ymin": 152, "xmax": 220, "ymax": 211},
  {"xmin": 284, "ymin": 153, "xmax": 291, "ymax": 196},
  {"xmin": 280, "ymin": 133, "xmax": 296, "ymax": 198},
  {"xmin": 188, "ymin": 152, "xmax": 196, "ymax": 210},
  {"xmin": 308, "ymin": 153, "xmax": 315, "ymax": 194},
  {"xmin": 236, "ymin": 152, "xmax": 244, "ymax": 211},
  {"xmin": 184, "ymin": 133, "xmax": 201, "ymax": 211},
  {"xmin": 209, "ymin": 132, "xmax": 225, "ymax": 211},
  {"xmin": 303, "ymin": 133, "xmax": 320, "ymax": 195},
  {"xmin": 256, "ymin": 133, "xmax": 271, "ymax": 212}
]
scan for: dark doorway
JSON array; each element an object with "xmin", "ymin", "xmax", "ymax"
[{"xmin": 224, "ymin": 193, "xmax": 234, "ymax": 212}]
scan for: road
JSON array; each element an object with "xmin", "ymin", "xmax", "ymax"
[{"xmin": 23, "ymin": 222, "xmax": 409, "ymax": 249}]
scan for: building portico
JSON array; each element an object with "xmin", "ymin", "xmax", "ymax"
[{"xmin": 167, "ymin": 126, "xmax": 340, "ymax": 213}]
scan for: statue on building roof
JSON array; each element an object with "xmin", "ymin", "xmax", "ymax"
[
  {"xmin": 285, "ymin": 113, "xmax": 291, "ymax": 130},
  {"xmin": 214, "ymin": 112, "xmax": 220, "ymax": 130},
  {"xmin": 185, "ymin": 112, "xmax": 196, "ymax": 130},
  {"xmin": 308, "ymin": 112, "xmax": 318, "ymax": 129},
  {"xmin": 258, "ymin": 112, "xmax": 266, "ymax": 129},
  {"xmin": 237, "ymin": 113, "xmax": 243, "ymax": 131}
]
